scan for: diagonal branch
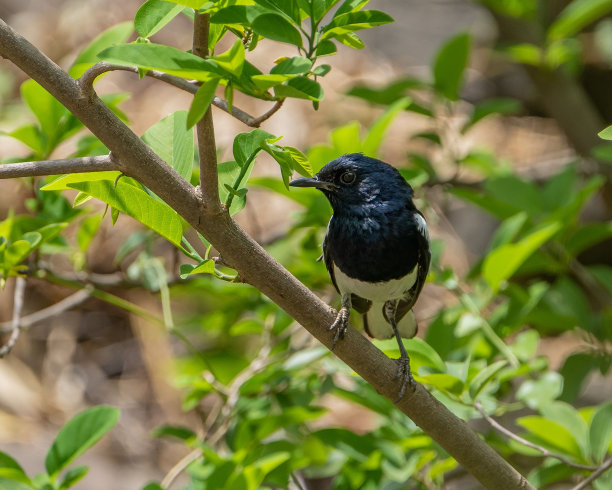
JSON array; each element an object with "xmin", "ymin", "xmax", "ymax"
[
  {"xmin": 571, "ymin": 458, "xmax": 612, "ymax": 490},
  {"xmin": 0, "ymin": 155, "xmax": 117, "ymax": 179},
  {"xmin": 0, "ymin": 18, "xmax": 534, "ymax": 490}
]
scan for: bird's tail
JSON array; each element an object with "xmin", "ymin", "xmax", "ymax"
[{"xmin": 363, "ymin": 303, "xmax": 418, "ymax": 340}]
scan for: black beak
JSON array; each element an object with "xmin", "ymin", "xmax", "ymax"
[{"xmin": 289, "ymin": 176, "xmax": 336, "ymax": 191}]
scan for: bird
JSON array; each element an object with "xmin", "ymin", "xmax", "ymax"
[{"xmin": 289, "ymin": 153, "xmax": 431, "ymax": 401}]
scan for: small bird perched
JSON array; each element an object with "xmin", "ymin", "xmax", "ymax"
[{"xmin": 290, "ymin": 153, "xmax": 431, "ymax": 401}]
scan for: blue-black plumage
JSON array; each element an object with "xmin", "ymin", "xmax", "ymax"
[{"xmin": 290, "ymin": 153, "xmax": 431, "ymax": 401}]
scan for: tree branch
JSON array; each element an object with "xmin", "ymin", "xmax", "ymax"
[
  {"xmin": 571, "ymin": 458, "xmax": 612, "ymax": 490},
  {"xmin": 192, "ymin": 12, "xmax": 221, "ymax": 214},
  {"xmin": 0, "ymin": 277, "xmax": 26, "ymax": 357},
  {"xmin": 0, "ymin": 286, "xmax": 93, "ymax": 333},
  {"xmin": 79, "ymin": 62, "xmax": 266, "ymax": 127},
  {"xmin": 0, "ymin": 19, "xmax": 534, "ymax": 490},
  {"xmin": 0, "ymin": 155, "xmax": 117, "ymax": 179}
]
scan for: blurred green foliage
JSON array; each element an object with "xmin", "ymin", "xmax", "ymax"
[{"xmin": 1, "ymin": 1, "xmax": 612, "ymax": 489}]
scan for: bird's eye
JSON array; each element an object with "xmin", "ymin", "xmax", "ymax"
[{"xmin": 340, "ymin": 171, "xmax": 356, "ymax": 184}]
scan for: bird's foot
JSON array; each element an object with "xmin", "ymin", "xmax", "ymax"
[
  {"xmin": 329, "ymin": 306, "xmax": 350, "ymax": 349},
  {"xmin": 393, "ymin": 355, "xmax": 416, "ymax": 403}
]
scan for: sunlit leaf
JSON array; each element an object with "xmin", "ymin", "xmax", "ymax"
[
  {"xmin": 432, "ymin": 32, "xmax": 471, "ymax": 100},
  {"xmin": 135, "ymin": 0, "xmax": 184, "ymax": 38},
  {"xmin": 45, "ymin": 406, "xmax": 120, "ymax": 478}
]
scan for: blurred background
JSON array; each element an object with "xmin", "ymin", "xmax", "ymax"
[{"xmin": 1, "ymin": 1, "xmax": 612, "ymax": 489}]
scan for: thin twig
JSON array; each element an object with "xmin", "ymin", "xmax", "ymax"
[
  {"xmin": 0, "ymin": 285, "xmax": 93, "ymax": 333},
  {"xmin": 250, "ymin": 99, "xmax": 285, "ymax": 126},
  {"xmin": 571, "ymin": 458, "xmax": 612, "ymax": 490},
  {"xmin": 79, "ymin": 62, "xmax": 261, "ymax": 127},
  {"xmin": 0, "ymin": 277, "xmax": 27, "ymax": 357},
  {"xmin": 161, "ymin": 448, "xmax": 202, "ymax": 489},
  {"xmin": 474, "ymin": 402, "xmax": 599, "ymax": 471},
  {"xmin": 0, "ymin": 155, "xmax": 117, "ymax": 179}
]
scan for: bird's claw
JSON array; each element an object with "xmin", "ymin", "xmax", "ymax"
[
  {"xmin": 393, "ymin": 356, "xmax": 416, "ymax": 403},
  {"xmin": 329, "ymin": 307, "xmax": 350, "ymax": 349}
]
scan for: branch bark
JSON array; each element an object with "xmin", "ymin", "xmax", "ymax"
[
  {"xmin": 79, "ymin": 62, "xmax": 260, "ymax": 126},
  {"xmin": 0, "ymin": 19, "xmax": 533, "ymax": 490},
  {"xmin": 0, "ymin": 155, "xmax": 117, "ymax": 179},
  {"xmin": 192, "ymin": 12, "xmax": 221, "ymax": 214}
]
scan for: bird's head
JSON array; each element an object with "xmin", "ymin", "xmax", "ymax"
[{"xmin": 289, "ymin": 153, "xmax": 413, "ymax": 213}]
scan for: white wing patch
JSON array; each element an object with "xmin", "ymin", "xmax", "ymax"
[{"xmin": 415, "ymin": 212, "xmax": 429, "ymax": 243}]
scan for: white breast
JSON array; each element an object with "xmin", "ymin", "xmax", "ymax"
[{"xmin": 333, "ymin": 264, "xmax": 418, "ymax": 302}]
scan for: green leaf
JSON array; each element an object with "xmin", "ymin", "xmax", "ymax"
[
  {"xmin": 375, "ymin": 337, "xmax": 445, "ymax": 372},
  {"xmin": 362, "ymin": 97, "xmax": 410, "ymax": 156},
  {"xmin": 464, "ymin": 97, "xmax": 521, "ymax": 131},
  {"xmin": 271, "ymin": 56, "xmax": 312, "ymax": 75},
  {"xmin": 233, "ymin": 129, "xmax": 275, "ymax": 166},
  {"xmin": 548, "ymin": 0, "xmax": 612, "ymax": 41},
  {"xmin": 566, "ymin": 222, "xmax": 612, "ymax": 255},
  {"xmin": 163, "ymin": 0, "xmax": 208, "ymax": 8},
  {"xmin": 331, "ymin": 32, "xmax": 365, "ymax": 49},
  {"xmin": 560, "ymin": 353, "xmax": 598, "ymax": 402},
  {"xmin": 516, "ymin": 372, "xmax": 563, "ymax": 410},
  {"xmin": 213, "ymin": 40, "xmax": 245, "ymax": 77},
  {"xmin": 21, "ymin": 80, "xmax": 65, "ymax": 150},
  {"xmin": 179, "ymin": 260, "xmax": 215, "ymax": 278},
  {"xmin": 432, "ymin": 32, "xmax": 471, "ymax": 101},
  {"xmin": 41, "ymin": 171, "xmax": 122, "ymax": 191},
  {"xmin": 488, "ymin": 212, "xmax": 528, "ymax": 251},
  {"xmin": 251, "ymin": 14, "xmax": 303, "ymax": 47},
  {"xmin": 541, "ymin": 401, "xmax": 589, "ymax": 458},
  {"xmin": 417, "ymin": 373, "xmax": 463, "ymax": 394},
  {"xmin": 77, "ymin": 215, "xmax": 102, "ymax": 252},
  {"xmin": 590, "ymin": 401, "xmax": 612, "ymax": 462},
  {"xmin": 141, "ymin": 483, "xmax": 164, "ymax": 490},
  {"xmin": 67, "ymin": 180, "xmax": 184, "ymax": 248},
  {"xmin": 0, "ymin": 451, "xmax": 32, "ymax": 486},
  {"xmin": 517, "ymin": 416, "xmax": 583, "ymax": 458},
  {"xmin": 218, "ymin": 160, "xmax": 254, "ymax": 214},
  {"xmin": 142, "ymin": 111, "xmax": 194, "ymax": 180},
  {"xmin": 209, "ymin": 5, "xmax": 271, "ymax": 25},
  {"xmin": 151, "ymin": 425, "xmax": 197, "ymax": 442},
  {"xmin": 0, "ymin": 479, "xmax": 33, "ymax": 490},
  {"xmin": 135, "ymin": 0, "xmax": 184, "ymax": 38},
  {"xmin": 483, "ymin": 221, "xmax": 561, "ymax": 291},
  {"xmin": 69, "ymin": 22, "xmax": 134, "ymax": 78},
  {"xmin": 323, "ymin": 10, "xmax": 393, "ymax": 33},
  {"xmin": 98, "ymin": 43, "xmax": 224, "ymax": 81},
  {"xmin": 251, "ymin": 74, "xmax": 295, "ymax": 90},
  {"xmin": 273, "ymin": 76, "xmax": 323, "ymax": 101},
  {"xmin": 469, "ymin": 360, "xmax": 508, "ymax": 399},
  {"xmin": 45, "ymin": 406, "xmax": 120, "ymax": 478},
  {"xmin": 598, "ymin": 124, "xmax": 612, "ymax": 140},
  {"xmin": 187, "ymin": 78, "xmax": 220, "ymax": 129},
  {"xmin": 58, "ymin": 465, "xmax": 89, "ymax": 489},
  {"xmin": 3, "ymin": 125, "xmax": 44, "ymax": 154},
  {"xmin": 315, "ymin": 39, "xmax": 337, "ymax": 56}
]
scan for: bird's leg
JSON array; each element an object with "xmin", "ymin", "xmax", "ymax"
[
  {"xmin": 329, "ymin": 293, "xmax": 351, "ymax": 349},
  {"xmin": 384, "ymin": 300, "xmax": 416, "ymax": 402}
]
